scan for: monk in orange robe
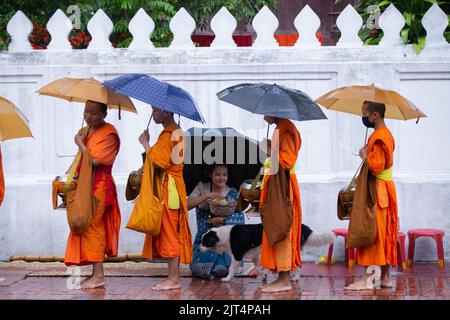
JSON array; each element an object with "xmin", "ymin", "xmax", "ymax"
[
  {"xmin": 259, "ymin": 117, "xmax": 302, "ymax": 293},
  {"xmin": 138, "ymin": 107, "xmax": 192, "ymax": 291},
  {"xmin": 64, "ymin": 100, "xmax": 121, "ymax": 289},
  {"xmin": 345, "ymin": 101, "xmax": 398, "ymax": 290},
  {"xmin": 0, "ymin": 146, "xmax": 4, "ymax": 207}
]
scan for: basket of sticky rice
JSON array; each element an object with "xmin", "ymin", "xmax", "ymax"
[{"xmin": 208, "ymin": 197, "xmax": 237, "ymax": 217}]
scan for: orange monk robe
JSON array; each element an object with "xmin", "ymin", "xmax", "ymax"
[
  {"xmin": 260, "ymin": 119, "xmax": 302, "ymax": 272},
  {"xmin": 356, "ymin": 127, "xmax": 398, "ymax": 267},
  {"xmin": 142, "ymin": 124, "xmax": 192, "ymax": 264},
  {"xmin": 65, "ymin": 123, "xmax": 121, "ymax": 266},
  {"xmin": 0, "ymin": 146, "xmax": 4, "ymax": 207}
]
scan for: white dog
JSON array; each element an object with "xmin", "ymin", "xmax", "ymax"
[{"xmin": 200, "ymin": 223, "xmax": 335, "ymax": 282}]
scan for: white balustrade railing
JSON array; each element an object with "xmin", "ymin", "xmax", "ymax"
[
  {"xmin": 5, "ymin": 4, "xmax": 449, "ymax": 52},
  {"xmin": 128, "ymin": 8, "xmax": 155, "ymax": 50},
  {"xmin": 336, "ymin": 4, "xmax": 363, "ymax": 48},
  {"xmin": 46, "ymin": 9, "xmax": 73, "ymax": 50},
  {"xmin": 294, "ymin": 4, "xmax": 321, "ymax": 48},
  {"xmin": 86, "ymin": 9, "xmax": 114, "ymax": 50},
  {"xmin": 210, "ymin": 7, "xmax": 237, "ymax": 48}
]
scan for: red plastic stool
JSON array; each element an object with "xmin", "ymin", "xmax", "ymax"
[
  {"xmin": 407, "ymin": 229, "xmax": 445, "ymax": 267},
  {"xmin": 328, "ymin": 228, "xmax": 355, "ymax": 268},
  {"xmin": 397, "ymin": 232, "xmax": 407, "ymax": 271}
]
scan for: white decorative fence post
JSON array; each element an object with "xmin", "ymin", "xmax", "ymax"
[
  {"xmin": 47, "ymin": 9, "xmax": 73, "ymax": 51},
  {"xmin": 87, "ymin": 9, "xmax": 114, "ymax": 50},
  {"xmin": 378, "ymin": 4, "xmax": 405, "ymax": 46},
  {"xmin": 336, "ymin": 5, "xmax": 363, "ymax": 48},
  {"xmin": 128, "ymin": 8, "xmax": 155, "ymax": 49},
  {"xmin": 294, "ymin": 5, "xmax": 321, "ymax": 48},
  {"xmin": 210, "ymin": 7, "xmax": 237, "ymax": 48},
  {"xmin": 7, "ymin": 11, "xmax": 33, "ymax": 52},
  {"xmin": 169, "ymin": 8, "xmax": 196, "ymax": 49},
  {"xmin": 422, "ymin": 4, "xmax": 448, "ymax": 48},
  {"xmin": 252, "ymin": 5, "xmax": 279, "ymax": 48}
]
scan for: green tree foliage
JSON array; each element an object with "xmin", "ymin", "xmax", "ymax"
[
  {"xmin": 0, "ymin": 0, "xmax": 277, "ymax": 50},
  {"xmin": 340, "ymin": 0, "xmax": 450, "ymax": 54}
]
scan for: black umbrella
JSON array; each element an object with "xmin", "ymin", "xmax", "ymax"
[
  {"xmin": 217, "ymin": 83, "xmax": 327, "ymax": 122},
  {"xmin": 183, "ymin": 127, "xmax": 267, "ymax": 195}
]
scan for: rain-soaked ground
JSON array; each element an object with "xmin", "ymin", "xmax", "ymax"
[{"xmin": 0, "ymin": 261, "xmax": 449, "ymax": 300}]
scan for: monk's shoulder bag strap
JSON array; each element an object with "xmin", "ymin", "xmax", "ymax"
[{"xmin": 52, "ymin": 126, "xmax": 89, "ymax": 210}]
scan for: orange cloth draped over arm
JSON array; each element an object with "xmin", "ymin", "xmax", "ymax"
[
  {"xmin": 356, "ymin": 127, "xmax": 398, "ymax": 267},
  {"xmin": 88, "ymin": 126, "xmax": 120, "ymax": 166},
  {"xmin": 65, "ymin": 123, "xmax": 121, "ymax": 266},
  {"xmin": 142, "ymin": 124, "xmax": 192, "ymax": 264},
  {"xmin": 0, "ymin": 146, "xmax": 4, "ymax": 207},
  {"xmin": 260, "ymin": 119, "xmax": 302, "ymax": 272}
]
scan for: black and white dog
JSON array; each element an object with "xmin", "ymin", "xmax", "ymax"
[{"xmin": 200, "ymin": 223, "xmax": 335, "ymax": 282}]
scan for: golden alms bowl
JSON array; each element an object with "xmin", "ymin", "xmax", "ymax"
[{"xmin": 208, "ymin": 198, "xmax": 237, "ymax": 217}]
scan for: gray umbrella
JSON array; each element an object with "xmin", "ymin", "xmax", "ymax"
[{"xmin": 217, "ymin": 83, "xmax": 327, "ymax": 121}]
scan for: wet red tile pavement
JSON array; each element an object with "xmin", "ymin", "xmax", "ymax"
[{"xmin": 0, "ymin": 262, "xmax": 449, "ymax": 300}]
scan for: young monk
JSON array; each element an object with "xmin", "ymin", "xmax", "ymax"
[
  {"xmin": 259, "ymin": 116, "xmax": 302, "ymax": 293},
  {"xmin": 64, "ymin": 100, "xmax": 121, "ymax": 289},
  {"xmin": 138, "ymin": 107, "xmax": 192, "ymax": 291},
  {"xmin": 345, "ymin": 101, "xmax": 398, "ymax": 290}
]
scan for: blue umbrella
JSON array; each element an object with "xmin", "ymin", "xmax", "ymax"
[
  {"xmin": 217, "ymin": 83, "xmax": 327, "ymax": 122},
  {"xmin": 104, "ymin": 73, "xmax": 205, "ymax": 123}
]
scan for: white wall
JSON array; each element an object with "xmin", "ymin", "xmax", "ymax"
[{"xmin": 1, "ymin": 46, "xmax": 449, "ymax": 263}]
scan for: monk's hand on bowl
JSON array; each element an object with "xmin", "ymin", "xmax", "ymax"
[{"xmin": 208, "ymin": 217, "xmax": 225, "ymax": 227}]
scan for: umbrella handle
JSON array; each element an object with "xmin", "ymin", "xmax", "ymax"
[
  {"xmin": 364, "ymin": 127, "xmax": 368, "ymax": 146},
  {"xmin": 266, "ymin": 123, "xmax": 270, "ymax": 139},
  {"xmin": 146, "ymin": 114, "xmax": 153, "ymax": 131},
  {"xmin": 351, "ymin": 128, "xmax": 369, "ymax": 156},
  {"xmin": 80, "ymin": 117, "xmax": 85, "ymax": 131}
]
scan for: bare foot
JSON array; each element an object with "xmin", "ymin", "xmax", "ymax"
[
  {"xmin": 80, "ymin": 277, "xmax": 105, "ymax": 289},
  {"xmin": 261, "ymin": 279, "xmax": 292, "ymax": 293},
  {"xmin": 152, "ymin": 279, "xmax": 181, "ymax": 291},
  {"xmin": 344, "ymin": 278, "xmax": 372, "ymax": 291}
]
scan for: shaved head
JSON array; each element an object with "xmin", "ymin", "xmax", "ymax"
[{"xmin": 363, "ymin": 101, "xmax": 386, "ymax": 118}]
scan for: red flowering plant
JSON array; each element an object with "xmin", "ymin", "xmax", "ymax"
[
  {"xmin": 28, "ymin": 23, "xmax": 93, "ymax": 50},
  {"xmin": 0, "ymin": 16, "xmax": 10, "ymax": 51},
  {"xmin": 69, "ymin": 29, "xmax": 91, "ymax": 49},
  {"xmin": 29, "ymin": 22, "xmax": 50, "ymax": 49}
]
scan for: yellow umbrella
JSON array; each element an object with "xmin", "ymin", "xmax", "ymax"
[
  {"xmin": 0, "ymin": 96, "xmax": 33, "ymax": 142},
  {"xmin": 36, "ymin": 77, "xmax": 137, "ymax": 114},
  {"xmin": 315, "ymin": 84, "xmax": 426, "ymax": 122}
]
